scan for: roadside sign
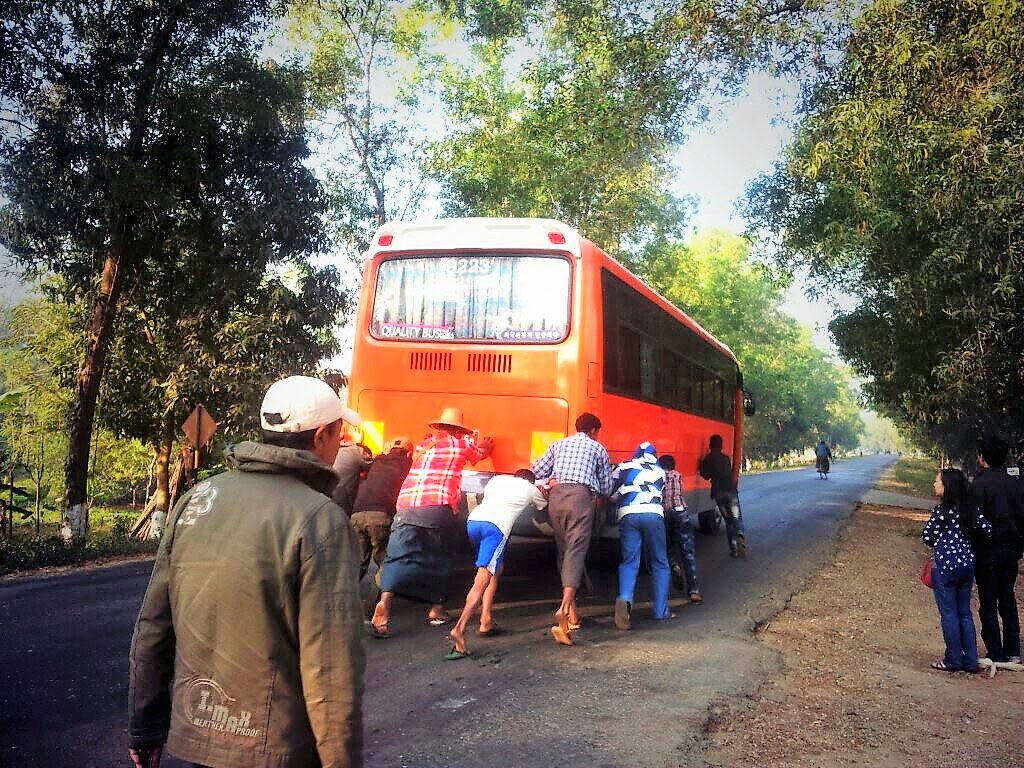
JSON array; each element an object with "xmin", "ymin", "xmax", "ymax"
[{"xmin": 181, "ymin": 404, "xmax": 218, "ymax": 447}]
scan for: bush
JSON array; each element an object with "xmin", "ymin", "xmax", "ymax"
[{"xmin": 0, "ymin": 532, "xmax": 159, "ymax": 576}]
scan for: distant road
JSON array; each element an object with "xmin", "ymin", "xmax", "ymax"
[{"xmin": 0, "ymin": 455, "xmax": 896, "ymax": 768}]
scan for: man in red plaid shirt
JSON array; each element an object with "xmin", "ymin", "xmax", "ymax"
[{"xmin": 371, "ymin": 407, "xmax": 494, "ymax": 638}]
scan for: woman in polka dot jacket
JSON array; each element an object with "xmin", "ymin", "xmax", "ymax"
[{"xmin": 922, "ymin": 468, "xmax": 992, "ymax": 672}]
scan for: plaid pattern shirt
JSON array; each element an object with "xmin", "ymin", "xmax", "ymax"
[
  {"xmin": 396, "ymin": 433, "xmax": 486, "ymax": 509},
  {"xmin": 532, "ymin": 431, "xmax": 614, "ymax": 496},
  {"xmin": 662, "ymin": 468, "xmax": 687, "ymax": 513}
]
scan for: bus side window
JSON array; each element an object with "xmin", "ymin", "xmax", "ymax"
[
  {"xmin": 620, "ymin": 326, "xmax": 641, "ymax": 394},
  {"xmin": 676, "ymin": 357, "xmax": 692, "ymax": 411},
  {"xmin": 640, "ymin": 339, "xmax": 657, "ymax": 400},
  {"xmin": 691, "ymin": 365, "xmax": 704, "ymax": 415},
  {"xmin": 657, "ymin": 348, "xmax": 676, "ymax": 406}
]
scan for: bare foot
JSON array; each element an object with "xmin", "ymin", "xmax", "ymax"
[
  {"xmin": 370, "ymin": 603, "xmax": 389, "ymax": 637},
  {"xmin": 554, "ymin": 609, "xmax": 570, "ymax": 636},
  {"xmin": 448, "ymin": 626, "xmax": 467, "ymax": 654},
  {"xmin": 550, "ymin": 625, "xmax": 574, "ymax": 646}
]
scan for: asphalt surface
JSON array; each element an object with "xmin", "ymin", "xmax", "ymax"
[{"xmin": 0, "ymin": 455, "xmax": 896, "ymax": 768}]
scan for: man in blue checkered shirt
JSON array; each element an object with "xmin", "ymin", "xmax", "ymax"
[{"xmin": 532, "ymin": 412, "xmax": 614, "ymax": 646}]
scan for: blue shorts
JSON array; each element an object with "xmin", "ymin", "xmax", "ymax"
[{"xmin": 467, "ymin": 520, "xmax": 508, "ymax": 574}]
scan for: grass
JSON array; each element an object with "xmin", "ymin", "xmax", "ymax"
[
  {"xmin": 876, "ymin": 455, "xmax": 939, "ymax": 499},
  {"xmin": 2, "ymin": 503, "xmax": 156, "ymax": 576}
]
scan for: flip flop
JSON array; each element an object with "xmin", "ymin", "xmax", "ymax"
[
  {"xmin": 445, "ymin": 646, "xmax": 471, "ymax": 661},
  {"xmin": 550, "ymin": 625, "xmax": 574, "ymax": 646},
  {"xmin": 930, "ymin": 660, "xmax": 959, "ymax": 672},
  {"xmin": 567, "ymin": 618, "xmax": 583, "ymax": 631},
  {"xmin": 477, "ymin": 623, "xmax": 503, "ymax": 636},
  {"xmin": 368, "ymin": 623, "xmax": 390, "ymax": 639},
  {"xmin": 428, "ymin": 612, "xmax": 452, "ymax": 626}
]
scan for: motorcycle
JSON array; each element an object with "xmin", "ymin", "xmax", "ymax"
[{"xmin": 816, "ymin": 455, "xmax": 830, "ymax": 479}]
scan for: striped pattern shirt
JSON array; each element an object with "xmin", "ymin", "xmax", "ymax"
[
  {"xmin": 532, "ymin": 432, "xmax": 614, "ymax": 496},
  {"xmin": 396, "ymin": 433, "xmax": 486, "ymax": 510},
  {"xmin": 611, "ymin": 449, "xmax": 665, "ymax": 518}
]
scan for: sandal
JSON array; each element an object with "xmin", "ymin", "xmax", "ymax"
[
  {"xmin": 445, "ymin": 645, "xmax": 471, "ymax": 661},
  {"xmin": 368, "ymin": 623, "xmax": 390, "ymax": 639},
  {"xmin": 567, "ymin": 618, "xmax": 583, "ymax": 631},
  {"xmin": 930, "ymin": 660, "xmax": 959, "ymax": 672},
  {"xmin": 477, "ymin": 623, "xmax": 503, "ymax": 637},
  {"xmin": 428, "ymin": 613, "xmax": 452, "ymax": 626}
]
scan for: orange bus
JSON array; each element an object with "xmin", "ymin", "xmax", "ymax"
[{"xmin": 348, "ymin": 218, "xmax": 753, "ymax": 536}]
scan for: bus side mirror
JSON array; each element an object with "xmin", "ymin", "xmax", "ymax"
[{"xmin": 742, "ymin": 389, "xmax": 756, "ymax": 417}]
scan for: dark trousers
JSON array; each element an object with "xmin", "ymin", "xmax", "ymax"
[
  {"xmin": 975, "ymin": 555, "xmax": 1021, "ymax": 661},
  {"xmin": 666, "ymin": 510, "xmax": 699, "ymax": 594}
]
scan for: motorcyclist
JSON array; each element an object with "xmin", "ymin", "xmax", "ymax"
[{"xmin": 814, "ymin": 439, "xmax": 833, "ymax": 476}]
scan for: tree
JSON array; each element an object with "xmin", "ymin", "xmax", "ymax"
[
  {"xmin": 641, "ymin": 229, "xmax": 863, "ymax": 461},
  {"xmin": 106, "ymin": 267, "xmax": 343, "ymax": 535},
  {"xmin": 286, "ymin": 0, "xmax": 442, "ymax": 262},
  {"xmin": 427, "ymin": 0, "xmax": 825, "ymax": 255},
  {"xmin": 747, "ymin": 0, "xmax": 1024, "ymax": 460},
  {"xmin": 1, "ymin": 1, "xmax": 334, "ymax": 539}
]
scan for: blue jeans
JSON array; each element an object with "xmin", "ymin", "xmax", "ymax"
[
  {"xmin": 618, "ymin": 512, "xmax": 671, "ymax": 619},
  {"xmin": 932, "ymin": 564, "xmax": 978, "ymax": 670},
  {"xmin": 714, "ymin": 491, "xmax": 745, "ymax": 551},
  {"xmin": 666, "ymin": 510, "xmax": 700, "ymax": 594}
]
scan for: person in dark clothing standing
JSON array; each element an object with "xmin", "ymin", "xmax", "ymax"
[
  {"xmin": 699, "ymin": 434, "xmax": 746, "ymax": 558},
  {"xmin": 351, "ymin": 438, "xmax": 414, "ymax": 584},
  {"xmin": 970, "ymin": 435, "xmax": 1024, "ymax": 663}
]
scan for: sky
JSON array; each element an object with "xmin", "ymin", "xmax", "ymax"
[{"xmin": 672, "ymin": 71, "xmax": 856, "ymax": 355}]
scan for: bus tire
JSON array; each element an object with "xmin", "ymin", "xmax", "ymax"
[
  {"xmin": 698, "ymin": 508, "xmax": 720, "ymax": 535},
  {"xmin": 588, "ymin": 536, "xmax": 621, "ymax": 571}
]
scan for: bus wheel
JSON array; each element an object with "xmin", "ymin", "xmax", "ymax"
[
  {"xmin": 698, "ymin": 508, "xmax": 721, "ymax": 535},
  {"xmin": 588, "ymin": 536, "xmax": 621, "ymax": 571}
]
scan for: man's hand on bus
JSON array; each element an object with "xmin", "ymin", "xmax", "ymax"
[{"xmin": 477, "ymin": 435, "xmax": 495, "ymax": 457}]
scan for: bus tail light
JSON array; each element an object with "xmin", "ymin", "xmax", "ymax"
[
  {"xmin": 378, "ymin": 234, "xmax": 393, "ymax": 246},
  {"xmin": 547, "ymin": 232, "xmax": 566, "ymax": 245}
]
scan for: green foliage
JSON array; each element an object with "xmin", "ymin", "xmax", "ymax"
[
  {"xmin": 0, "ymin": 298, "xmax": 153, "ymax": 509},
  {"xmin": 0, "ymin": 532, "xmax": 159, "ymax": 576},
  {"xmin": 747, "ymin": 0, "xmax": 1024, "ymax": 460},
  {"xmin": 426, "ymin": 0, "xmax": 825, "ymax": 254},
  {"xmin": 0, "ymin": 1, "xmax": 344, "ymax": 527},
  {"xmin": 642, "ymin": 229, "xmax": 863, "ymax": 460}
]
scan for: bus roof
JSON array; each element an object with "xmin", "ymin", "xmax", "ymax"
[
  {"xmin": 366, "ymin": 217, "xmax": 583, "ymax": 259},
  {"xmin": 366, "ymin": 217, "xmax": 736, "ymax": 364}
]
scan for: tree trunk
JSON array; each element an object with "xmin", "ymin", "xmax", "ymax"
[
  {"xmin": 149, "ymin": 411, "xmax": 175, "ymax": 539},
  {"xmin": 35, "ymin": 434, "xmax": 43, "ymax": 536},
  {"xmin": 62, "ymin": 240, "xmax": 127, "ymax": 542}
]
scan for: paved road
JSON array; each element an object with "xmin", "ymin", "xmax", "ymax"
[{"xmin": 0, "ymin": 455, "xmax": 896, "ymax": 768}]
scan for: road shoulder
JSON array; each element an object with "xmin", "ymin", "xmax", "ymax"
[{"xmin": 704, "ymin": 501, "xmax": 1024, "ymax": 767}]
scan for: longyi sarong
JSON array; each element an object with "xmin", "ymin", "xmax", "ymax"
[{"xmin": 378, "ymin": 512, "xmax": 454, "ymax": 604}]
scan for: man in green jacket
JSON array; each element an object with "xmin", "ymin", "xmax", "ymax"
[{"xmin": 128, "ymin": 376, "xmax": 365, "ymax": 768}]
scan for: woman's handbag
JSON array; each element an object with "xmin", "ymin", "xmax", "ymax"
[{"xmin": 920, "ymin": 557, "xmax": 934, "ymax": 588}]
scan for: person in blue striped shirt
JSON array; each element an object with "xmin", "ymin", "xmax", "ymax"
[{"xmin": 610, "ymin": 442, "xmax": 675, "ymax": 630}]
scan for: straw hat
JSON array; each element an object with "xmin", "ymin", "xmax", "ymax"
[{"xmin": 429, "ymin": 406, "xmax": 472, "ymax": 435}]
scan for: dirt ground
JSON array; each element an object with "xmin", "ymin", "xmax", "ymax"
[{"xmin": 705, "ymin": 502, "xmax": 1024, "ymax": 768}]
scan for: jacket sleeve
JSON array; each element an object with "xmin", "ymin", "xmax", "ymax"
[
  {"xmin": 128, "ymin": 520, "xmax": 178, "ymax": 748},
  {"xmin": 698, "ymin": 455, "xmax": 711, "ymax": 481},
  {"xmin": 298, "ymin": 503, "xmax": 366, "ymax": 768}
]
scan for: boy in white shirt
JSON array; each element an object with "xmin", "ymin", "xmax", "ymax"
[{"xmin": 446, "ymin": 469, "xmax": 547, "ymax": 659}]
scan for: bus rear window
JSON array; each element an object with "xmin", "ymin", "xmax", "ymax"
[{"xmin": 370, "ymin": 254, "xmax": 571, "ymax": 343}]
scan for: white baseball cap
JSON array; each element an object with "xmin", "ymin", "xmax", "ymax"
[{"xmin": 260, "ymin": 376, "xmax": 362, "ymax": 433}]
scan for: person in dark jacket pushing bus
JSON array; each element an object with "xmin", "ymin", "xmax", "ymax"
[{"xmin": 699, "ymin": 434, "xmax": 747, "ymax": 558}]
